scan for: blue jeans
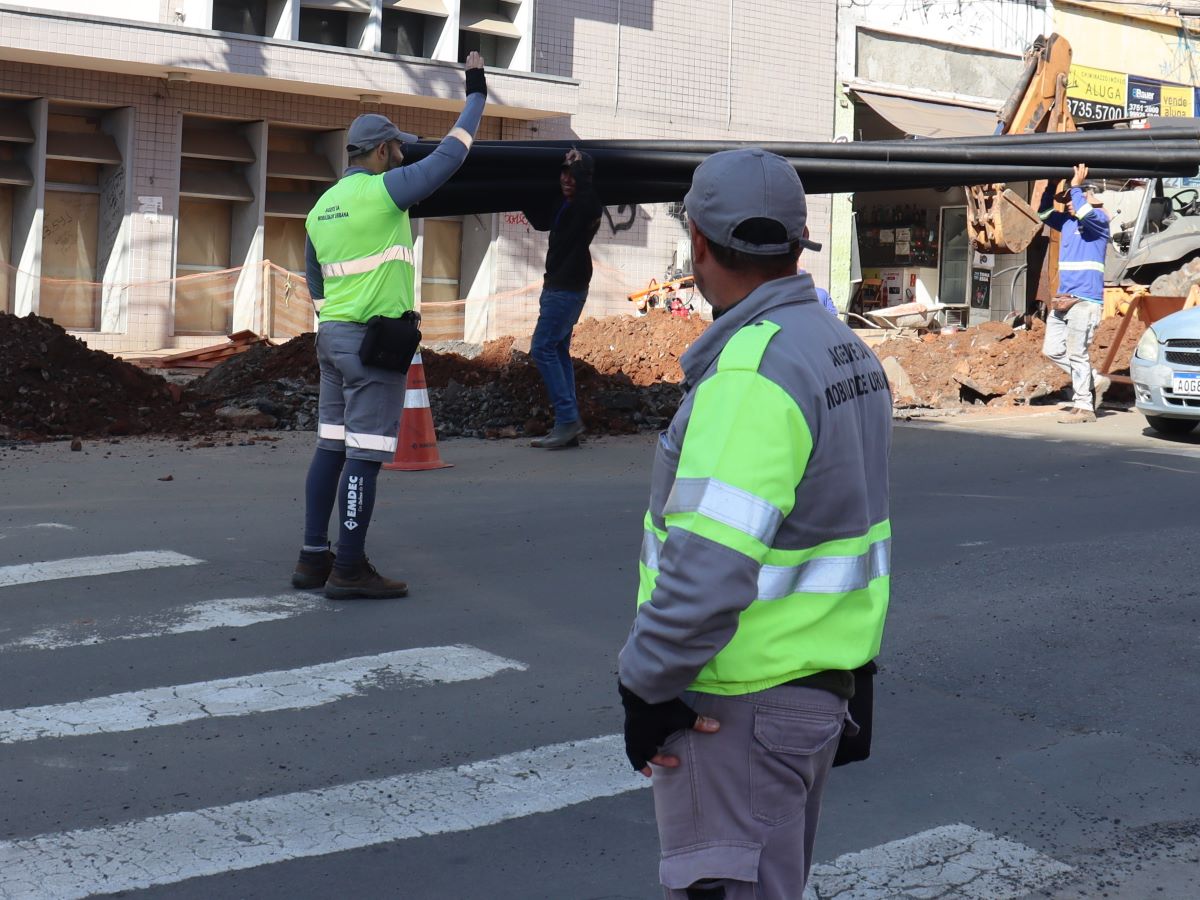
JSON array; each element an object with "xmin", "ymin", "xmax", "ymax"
[{"xmin": 531, "ymin": 287, "xmax": 588, "ymax": 426}]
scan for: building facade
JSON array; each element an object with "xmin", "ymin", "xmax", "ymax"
[
  {"xmin": 0, "ymin": 1, "xmax": 837, "ymax": 353},
  {"xmin": 832, "ymin": 0, "xmax": 1051, "ymax": 325}
]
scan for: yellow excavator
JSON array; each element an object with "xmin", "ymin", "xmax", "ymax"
[{"xmin": 965, "ymin": 32, "xmax": 1076, "ymax": 259}]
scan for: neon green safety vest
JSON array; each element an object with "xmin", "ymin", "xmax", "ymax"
[
  {"xmin": 305, "ymin": 172, "xmax": 415, "ymax": 323},
  {"xmin": 635, "ymin": 316, "xmax": 892, "ymax": 696}
]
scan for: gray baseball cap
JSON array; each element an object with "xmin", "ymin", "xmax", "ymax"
[
  {"xmin": 346, "ymin": 114, "xmax": 418, "ymax": 154},
  {"xmin": 1056, "ymin": 181, "xmax": 1105, "ymax": 204},
  {"xmin": 684, "ymin": 148, "xmax": 821, "ymax": 255}
]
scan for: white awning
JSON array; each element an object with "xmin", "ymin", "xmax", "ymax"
[{"xmin": 852, "ymin": 89, "xmax": 999, "ymax": 139}]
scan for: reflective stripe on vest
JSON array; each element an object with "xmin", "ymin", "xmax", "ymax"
[
  {"xmin": 640, "ymin": 527, "xmax": 890, "ymax": 598},
  {"xmin": 321, "ymin": 243, "xmax": 415, "ymax": 279},
  {"xmin": 663, "ymin": 477, "xmax": 783, "ymax": 545},
  {"xmin": 1059, "ymin": 260, "xmax": 1105, "ymax": 273}
]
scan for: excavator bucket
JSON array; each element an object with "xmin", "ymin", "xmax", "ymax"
[{"xmin": 965, "ymin": 184, "xmax": 1044, "ymax": 255}]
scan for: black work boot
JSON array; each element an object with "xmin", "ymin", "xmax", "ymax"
[
  {"xmin": 291, "ymin": 549, "xmax": 335, "ymax": 590},
  {"xmin": 324, "ymin": 558, "xmax": 409, "ymax": 600}
]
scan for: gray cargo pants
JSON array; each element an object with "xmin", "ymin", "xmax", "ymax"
[
  {"xmin": 1043, "ymin": 300, "xmax": 1102, "ymax": 410},
  {"xmin": 652, "ymin": 685, "xmax": 851, "ymax": 899}
]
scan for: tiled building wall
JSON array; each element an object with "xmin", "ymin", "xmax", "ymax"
[
  {"xmin": 492, "ymin": 1, "xmax": 838, "ymax": 337},
  {"xmin": 0, "ymin": 58, "xmax": 500, "ymax": 353}
]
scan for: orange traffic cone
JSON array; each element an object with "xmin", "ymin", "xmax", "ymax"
[{"xmin": 383, "ymin": 351, "xmax": 452, "ymax": 471}]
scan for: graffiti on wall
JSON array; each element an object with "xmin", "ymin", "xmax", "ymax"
[{"xmin": 603, "ymin": 205, "xmax": 637, "ymax": 234}]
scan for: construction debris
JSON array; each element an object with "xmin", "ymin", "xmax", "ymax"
[
  {"xmin": 149, "ymin": 330, "xmax": 273, "ymax": 370},
  {"xmin": 0, "ymin": 312, "xmax": 203, "ymax": 442},
  {"xmin": 874, "ymin": 315, "xmax": 1145, "ymax": 409},
  {"xmin": 0, "ymin": 306, "xmax": 1151, "ymax": 445}
]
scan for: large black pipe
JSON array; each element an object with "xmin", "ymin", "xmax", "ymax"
[
  {"xmin": 403, "ymin": 142, "xmax": 1200, "ymax": 183},
  {"xmin": 431, "ymin": 159, "xmax": 1196, "ymax": 188},
  {"xmin": 413, "ymin": 144, "xmax": 1200, "ymax": 174},
  {"xmin": 415, "ymin": 123, "xmax": 1200, "ymax": 154},
  {"xmin": 410, "ymin": 162, "xmax": 1193, "ymax": 217}
]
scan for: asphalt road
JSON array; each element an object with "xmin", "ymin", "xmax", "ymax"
[{"xmin": 1, "ymin": 406, "xmax": 1198, "ymax": 899}]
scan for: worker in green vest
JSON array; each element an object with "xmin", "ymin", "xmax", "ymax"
[
  {"xmin": 617, "ymin": 148, "xmax": 893, "ymax": 899},
  {"xmin": 291, "ymin": 51, "xmax": 486, "ymax": 600}
]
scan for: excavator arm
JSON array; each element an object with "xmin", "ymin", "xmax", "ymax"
[{"xmin": 965, "ymin": 34, "xmax": 1076, "ymax": 257}]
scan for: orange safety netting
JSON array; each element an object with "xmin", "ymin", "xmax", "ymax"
[{"xmin": 0, "ymin": 257, "xmax": 664, "ymax": 342}]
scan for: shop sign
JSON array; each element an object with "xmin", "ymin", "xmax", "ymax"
[
  {"xmin": 1162, "ymin": 84, "xmax": 1194, "ymax": 117},
  {"xmin": 1127, "ymin": 77, "xmax": 1162, "ymax": 117},
  {"xmin": 1067, "ymin": 65, "xmax": 1126, "ymax": 122},
  {"xmin": 1067, "ymin": 65, "xmax": 1196, "ymax": 122}
]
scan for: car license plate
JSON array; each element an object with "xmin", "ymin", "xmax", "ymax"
[{"xmin": 1173, "ymin": 373, "xmax": 1200, "ymax": 395}]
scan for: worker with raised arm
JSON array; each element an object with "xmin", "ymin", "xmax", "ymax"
[
  {"xmin": 617, "ymin": 148, "xmax": 893, "ymax": 900},
  {"xmin": 1040, "ymin": 162, "xmax": 1112, "ymax": 423},
  {"xmin": 522, "ymin": 148, "xmax": 603, "ymax": 449},
  {"xmin": 291, "ymin": 52, "xmax": 487, "ymax": 600}
]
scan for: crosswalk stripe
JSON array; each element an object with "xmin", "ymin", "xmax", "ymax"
[
  {"xmin": 804, "ymin": 823, "xmax": 1073, "ymax": 899},
  {"xmin": 0, "ymin": 734, "xmax": 642, "ymax": 899},
  {"xmin": 0, "ymin": 523, "xmax": 75, "ymax": 541},
  {"xmin": 0, "ymin": 593, "xmax": 329, "ymax": 652},
  {"xmin": 0, "ymin": 645, "xmax": 525, "ymax": 743},
  {"xmin": 0, "ymin": 551, "xmax": 202, "ymax": 588}
]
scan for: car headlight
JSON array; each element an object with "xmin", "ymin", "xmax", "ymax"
[{"xmin": 1136, "ymin": 327, "xmax": 1160, "ymax": 363}]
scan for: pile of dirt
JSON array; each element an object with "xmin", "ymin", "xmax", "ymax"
[
  {"xmin": 183, "ymin": 317, "xmax": 694, "ymax": 441},
  {"xmin": 570, "ymin": 312, "xmax": 707, "ymax": 386},
  {"xmin": 2, "ymin": 304, "xmax": 1149, "ymax": 443},
  {"xmin": 875, "ymin": 314, "xmax": 1146, "ymax": 409},
  {"xmin": 0, "ymin": 312, "xmax": 207, "ymax": 441},
  {"xmin": 422, "ymin": 335, "xmax": 683, "ymax": 439},
  {"xmin": 184, "ymin": 334, "xmax": 322, "ymax": 431}
]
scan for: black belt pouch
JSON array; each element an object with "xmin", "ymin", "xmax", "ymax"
[
  {"xmin": 358, "ymin": 310, "xmax": 422, "ymax": 373},
  {"xmin": 832, "ymin": 660, "xmax": 877, "ymax": 768}
]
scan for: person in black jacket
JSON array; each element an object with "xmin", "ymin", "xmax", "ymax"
[{"xmin": 523, "ymin": 149, "xmax": 603, "ymax": 449}]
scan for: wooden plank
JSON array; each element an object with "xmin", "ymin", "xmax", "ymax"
[
  {"xmin": 181, "ymin": 129, "xmax": 256, "ymax": 163},
  {"xmin": 460, "ymin": 13, "xmax": 521, "ymax": 37},
  {"xmin": 45, "ymin": 131, "xmax": 121, "ymax": 164},
  {"xmin": 266, "ymin": 151, "xmax": 336, "ymax": 182},
  {"xmin": 1184, "ymin": 283, "xmax": 1200, "ymax": 311},
  {"xmin": 1098, "ymin": 293, "xmax": 1138, "ymax": 377},
  {"xmin": 179, "ymin": 169, "xmax": 254, "ymax": 202},
  {"xmin": 0, "ymin": 159, "xmax": 33, "ymax": 187},
  {"xmin": 0, "ymin": 110, "xmax": 35, "ymax": 143},
  {"xmin": 301, "ymin": 0, "xmax": 371, "ymax": 10},
  {"xmin": 387, "ymin": 0, "xmax": 449, "ymax": 14},
  {"xmin": 265, "ymin": 191, "xmax": 323, "ymax": 218}
]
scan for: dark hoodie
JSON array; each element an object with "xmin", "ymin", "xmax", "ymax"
[{"xmin": 523, "ymin": 154, "xmax": 602, "ymax": 292}]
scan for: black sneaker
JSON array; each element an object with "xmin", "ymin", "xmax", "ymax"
[
  {"xmin": 291, "ymin": 549, "xmax": 335, "ymax": 590},
  {"xmin": 324, "ymin": 559, "xmax": 409, "ymax": 600}
]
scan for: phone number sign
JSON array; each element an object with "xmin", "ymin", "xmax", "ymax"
[
  {"xmin": 1066, "ymin": 64, "xmax": 1195, "ymax": 121},
  {"xmin": 1066, "ymin": 65, "xmax": 1127, "ymax": 122}
]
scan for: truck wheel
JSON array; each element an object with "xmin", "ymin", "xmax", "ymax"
[
  {"xmin": 1145, "ymin": 414, "xmax": 1198, "ymax": 435},
  {"xmin": 1149, "ymin": 257, "xmax": 1200, "ymax": 296}
]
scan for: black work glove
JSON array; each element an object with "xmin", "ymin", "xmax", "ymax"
[
  {"xmin": 465, "ymin": 67, "xmax": 487, "ymax": 99},
  {"xmin": 618, "ymin": 681, "xmax": 699, "ymax": 772}
]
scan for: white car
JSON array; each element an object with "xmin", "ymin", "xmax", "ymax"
[{"xmin": 1130, "ymin": 306, "xmax": 1200, "ymax": 436}]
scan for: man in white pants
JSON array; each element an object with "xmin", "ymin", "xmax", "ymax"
[{"xmin": 1039, "ymin": 163, "xmax": 1112, "ymax": 423}]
